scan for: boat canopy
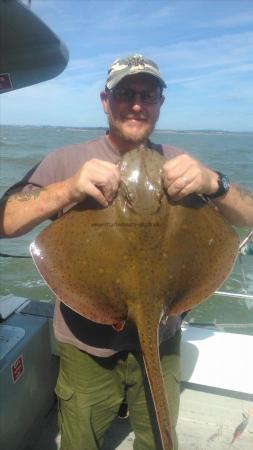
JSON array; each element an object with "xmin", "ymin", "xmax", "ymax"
[{"xmin": 0, "ymin": 0, "xmax": 69, "ymax": 93}]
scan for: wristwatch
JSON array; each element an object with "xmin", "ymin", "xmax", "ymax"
[{"xmin": 206, "ymin": 171, "xmax": 231, "ymax": 199}]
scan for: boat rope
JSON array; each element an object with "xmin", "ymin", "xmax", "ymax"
[{"xmin": 0, "ymin": 252, "xmax": 31, "ymax": 259}]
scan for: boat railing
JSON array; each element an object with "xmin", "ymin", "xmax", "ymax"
[{"xmin": 214, "ymin": 290, "xmax": 253, "ymax": 300}]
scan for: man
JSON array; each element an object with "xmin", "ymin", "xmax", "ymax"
[{"xmin": 1, "ymin": 54, "xmax": 253, "ymax": 450}]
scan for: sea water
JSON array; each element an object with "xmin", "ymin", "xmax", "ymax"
[{"xmin": 0, "ymin": 125, "xmax": 252, "ymax": 333}]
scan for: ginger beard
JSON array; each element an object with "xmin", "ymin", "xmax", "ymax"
[{"xmin": 108, "ymin": 112, "xmax": 157, "ymax": 145}]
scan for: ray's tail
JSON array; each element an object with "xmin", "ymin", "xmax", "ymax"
[{"xmin": 131, "ymin": 305, "xmax": 174, "ymax": 450}]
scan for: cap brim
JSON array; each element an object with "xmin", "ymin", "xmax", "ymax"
[{"xmin": 106, "ymin": 69, "xmax": 166, "ymax": 89}]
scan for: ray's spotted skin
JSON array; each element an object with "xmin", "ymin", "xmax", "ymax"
[{"xmin": 30, "ymin": 145, "xmax": 239, "ymax": 450}]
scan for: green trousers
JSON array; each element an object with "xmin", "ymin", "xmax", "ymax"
[{"xmin": 55, "ymin": 330, "xmax": 181, "ymax": 450}]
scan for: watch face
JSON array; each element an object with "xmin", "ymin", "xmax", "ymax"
[
  {"xmin": 208, "ymin": 171, "xmax": 230, "ymax": 199},
  {"xmin": 221, "ymin": 174, "xmax": 230, "ymax": 191}
]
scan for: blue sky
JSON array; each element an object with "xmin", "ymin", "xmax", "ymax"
[{"xmin": 2, "ymin": 0, "xmax": 253, "ymax": 131}]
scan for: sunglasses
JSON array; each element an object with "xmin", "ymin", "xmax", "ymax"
[{"xmin": 108, "ymin": 87, "xmax": 162, "ymax": 104}]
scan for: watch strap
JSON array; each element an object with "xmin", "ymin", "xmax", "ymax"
[{"xmin": 206, "ymin": 171, "xmax": 230, "ymax": 199}]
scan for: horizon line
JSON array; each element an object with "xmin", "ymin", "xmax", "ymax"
[{"xmin": 2, "ymin": 124, "xmax": 253, "ymax": 134}]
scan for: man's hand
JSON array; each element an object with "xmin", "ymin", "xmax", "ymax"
[
  {"xmin": 67, "ymin": 159, "xmax": 121, "ymax": 207},
  {"xmin": 162, "ymin": 154, "xmax": 219, "ymax": 200},
  {"xmin": 0, "ymin": 159, "xmax": 121, "ymax": 237}
]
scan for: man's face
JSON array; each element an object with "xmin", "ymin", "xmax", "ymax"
[{"xmin": 101, "ymin": 74, "xmax": 164, "ymax": 146}]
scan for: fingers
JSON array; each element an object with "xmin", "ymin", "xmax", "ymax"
[
  {"xmin": 162, "ymin": 154, "xmax": 216, "ymax": 200},
  {"xmin": 69, "ymin": 159, "xmax": 121, "ymax": 207},
  {"xmin": 86, "ymin": 160, "xmax": 120, "ymax": 204},
  {"xmin": 82, "ymin": 182, "xmax": 111, "ymax": 207},
  {"xmin": 165, "ymin": 175, "xmax": 193, "ymax": 200},
  {"xmin": 69, "ymin": 153, "xmax": 218, "ymax": 206}
]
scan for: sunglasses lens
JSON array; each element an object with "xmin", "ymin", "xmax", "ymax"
[
  {"xmin": 114, "ymin": 88, "xmax": 134, "ymax": 101},
  {"xmin": 141, "ymin": 91, "xmax": 159, "ymax": 103},
  {"xmin": 112, "ymin": 88, "xmax": 160, "ymax": 104}
]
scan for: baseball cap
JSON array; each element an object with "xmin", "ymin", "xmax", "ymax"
[{"xmin": 106, "ymin": 54, "xmax": 167, "ymax": 89}]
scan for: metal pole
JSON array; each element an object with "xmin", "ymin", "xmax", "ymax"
[{"xmin": 214, "ymin": 290, "xmax": 253, "ymax": 300}]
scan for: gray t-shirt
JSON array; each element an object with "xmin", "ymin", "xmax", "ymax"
[{"xmin": 12, "ymin": 135, "xmax": 183, "ymax": 357}]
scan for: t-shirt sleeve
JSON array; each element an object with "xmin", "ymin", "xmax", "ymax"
[{"xmin": 3, "ymin": 150, "xmax": 65, "ymax": 197}]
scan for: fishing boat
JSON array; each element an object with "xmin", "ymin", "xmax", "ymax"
[{"xmin": 0, "ymin": 1, "xmax": 253, "ymax": 449}]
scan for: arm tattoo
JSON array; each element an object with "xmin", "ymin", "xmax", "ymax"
[{"xmin": 1, "ymin": 187, "xmax": 47, "ymax": 203}]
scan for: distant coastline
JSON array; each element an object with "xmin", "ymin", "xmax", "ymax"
[{"xmin": 1, "ymin": 124, "xmax": 252, "ymax": 135}]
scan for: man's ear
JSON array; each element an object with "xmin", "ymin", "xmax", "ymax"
[
  {"xmin": 100, "ymin": 91, "xmax": 109, "ymax": 114},
  {"xmin": 160, "ymin": 95, "xmax": 165, "ymax": 107}
]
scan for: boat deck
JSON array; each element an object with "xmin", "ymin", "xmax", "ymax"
[
  {"xmin": 30, "ymin": 385, "xmax": 253, "ymax": 450},
  {"xmin": 3, "ymin": 300, "xmax": 252, "ymax": 450}
]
